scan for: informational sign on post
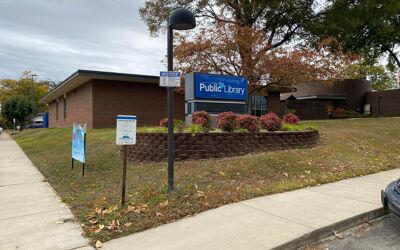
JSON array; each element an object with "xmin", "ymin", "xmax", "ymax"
[
  {"xmin": 159, "ymin": 71, "xmax": 181, "ymax": 87},
  {"xmin": 72, "ymin": 123, "xmax": 87, "ymax": 176},
  {"xmin": 116, "ymin": 115, "xmax": 137, "ymax": 145},
  {"xmin": 116, "ymin": 115, "xmax": 137, "ymax": 207},
  {"xmin": 72, "ymin": 123, "xmax": 86, "ymax": 163}
]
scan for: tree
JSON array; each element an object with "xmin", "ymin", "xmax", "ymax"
[
  {"xmin": 308, "ymin": 0, "xmax": 400, "ymax": 70},
  {"xmin": 345, "ymin": 63, "xmax": 398, "ymax": 90},
  {"xmin": 0, "ymin": 71, "xmax": 49, "ymax": 113},
  {"xmin": 174, "ymin": 27, "xmax": 360, "ymax": 92},
  {"xmin": 140, "ymin": 1, "xmax": 329, "ymax": 88},
  {"xmin": 2, "ymin": 95, "xmax": 35, "ymax": 131}
]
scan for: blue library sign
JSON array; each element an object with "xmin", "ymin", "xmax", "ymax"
[{"xmin": 194, "ymin": 73, "xmax": 248, "ymax": 100}]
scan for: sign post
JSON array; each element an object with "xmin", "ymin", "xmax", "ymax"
[
  {"xmin": 159, "ymin": 71, "xmax": 181, "ymax": 192},
  {"xmin": 116, "ymin": 115, "xmax": 137, "ymax": 206},
  {"xmin": 72, "ymin": 123, "xmax": 87, "ymax": 176},
  {"xmin": 13, "ymin": 118, "xmax": 16, "ymax": 131}
]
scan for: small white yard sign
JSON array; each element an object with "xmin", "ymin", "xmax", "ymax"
[{"xmin": 116, "ymin": 115, "xmax": 137, "ymax": 145}]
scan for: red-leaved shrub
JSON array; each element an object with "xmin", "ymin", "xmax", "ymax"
[
  {"xmin": 260, "ymin": 112, "xmax": 282, "ymax": 131},
  {"xmin": 283, "ymin": 113, "xmax": 300, "ymax": 124},
  {"xmin": 159, "ymin": 118, "xmax": 168, "ymax": 127},
  {"xmin": 217, "ymin": 111, "xmax": 237, "ymax": 132},
  {"xmin": 236, "ymin": 115, "xmax": 260, "ymax": 132},
  {"xmin": 192, "ymin": 111, "xmax": 211, "ymax": 129},
  {"xmin": 159, "ymin": 118, "xmax": 184, "ymax": 129}
]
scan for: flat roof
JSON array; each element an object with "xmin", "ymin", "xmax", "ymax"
[
  {"xmin": 40, "ymin": 70, "xmax": 159, "ymax": 104},
  {"xmin": 286, "ymin": 94, "xmax": 347, "ymax": 101}
]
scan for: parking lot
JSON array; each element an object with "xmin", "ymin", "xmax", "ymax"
[{"xmin": 305, "ymin": 214, "xmax": 400, "ymax": 250}]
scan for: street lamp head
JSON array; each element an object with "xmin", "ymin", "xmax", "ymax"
[{"xmin": 168, "ymin": 7, "xmax": 196, "ymax": 30}]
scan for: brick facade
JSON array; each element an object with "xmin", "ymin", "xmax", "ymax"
[
  {"xmin": 92, "ymin": 79, "xmax": 184, "ymax": 128},
  {"xmin": 48, "ymin": 81, "xmax": 93, "ymax": 128},
  {"xmin": 122, "ymin": 130, "xmax": 319, "ymax": 162},
  {"xmin": 366, "ymin": 89, "xmax": 400, "ymax": 117},
  {"xmin": 48, "ymin": 79, "xmax": 185, "ymax": 128}
]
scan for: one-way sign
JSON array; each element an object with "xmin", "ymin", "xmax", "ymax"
[{"xmin": 160, "ymin": 71, "xmax": 181, "ymax": 87}]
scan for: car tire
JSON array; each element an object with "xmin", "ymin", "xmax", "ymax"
[{"xmin": 382, "ymin": 189, "xmax": 388, "ymax": 208}]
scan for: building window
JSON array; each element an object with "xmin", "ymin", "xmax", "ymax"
[
  {"xmin": 251, "ymin": 95, "xmax": 268, "ymax": 116},
  {"xmin": 63, "ymin": 98, "xmax": 67, "ymax": 120},
  {"xmin": 56, "ymin": 101, "xmax": 59, "ymax": 121}
]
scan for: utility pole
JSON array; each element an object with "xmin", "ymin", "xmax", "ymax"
[{"xmin": 31, "ymin": 74, "xmax": 38, "ymax": 125}]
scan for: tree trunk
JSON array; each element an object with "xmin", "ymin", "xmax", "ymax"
[
  {"xmin": 387, "ymin": 48, "xmax": 400, "ymax": 69},
  {"xmin": 19, "ymin": 119, "xmax": 25, "ymax": 131}
]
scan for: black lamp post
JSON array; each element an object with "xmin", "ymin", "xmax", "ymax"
[{"xmin": 167, "ymin": 8, "xmax": 196, "ymax": 192}]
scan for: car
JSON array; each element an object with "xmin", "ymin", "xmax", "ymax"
[
  {"xmin": 0, "ymin": 127, "xmax": 3, "ymax": 134},
  {"xmin": 381, "ymin": 179, "xmax": 400, "ymax": 217}
]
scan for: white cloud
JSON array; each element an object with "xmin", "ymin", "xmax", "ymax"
[{"xmin": 0, "ymin": 0, "xmax": 168, "ymax": 81}]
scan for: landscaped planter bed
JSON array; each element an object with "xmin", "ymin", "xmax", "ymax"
[{"xmin": 122, "ymin": 130, "xmax": 319, "ymax": 162}]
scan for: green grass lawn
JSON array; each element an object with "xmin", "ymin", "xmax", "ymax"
[{"xmin": 13, "ymin": 118, "xmax": 400, "ymax": 243}]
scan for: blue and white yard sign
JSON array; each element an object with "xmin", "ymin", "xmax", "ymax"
[
  {"xmin": 116, "ymin": 115, "xmax": 137, "ymax": 145},
  {"xmin": 194, "ymin": 73, "xmax": 248, "ymax": 100},
  {"xmin": 72, "ymin": 123, "xmax": 86, "ymax": 163},
  {"xmin": 159, "ymin": 71, "xmax": 181, "ymax": 87}
]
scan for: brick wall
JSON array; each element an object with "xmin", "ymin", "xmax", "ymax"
[
  {"xmin": 268, "ymin": 92, "xmax": 281, "ymax": 115},
  {"xmin": 122, "ymin": 130, "xmax": 319, "ymax": 162},
  {"xmin": 92, "ymin": 79, "xmax": 185, "ymax": 128},
  {"xmin": 366, "ymin": 89, "xmax": 400, "ymax": 117},
  {"xmin": 48, "ymin": 81, "xmax": 93, "ymax": 128}
]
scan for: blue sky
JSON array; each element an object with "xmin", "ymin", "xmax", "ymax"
[{"xmin": 0, "ymin": 0, "xmax": 167, "ymax": 82}]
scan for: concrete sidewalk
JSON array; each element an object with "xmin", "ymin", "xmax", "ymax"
[
  {"xmin": 0, "ymin": 132, "xmax": 92, "ymax": 250},
  {"xmin": 103, "ymin": 169, "xmax": 399, "ymax": 250}
]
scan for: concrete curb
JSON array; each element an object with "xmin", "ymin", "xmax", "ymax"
[{"xmin": 272, "ymin": 207, "xmax": 389, "ymax": 250}]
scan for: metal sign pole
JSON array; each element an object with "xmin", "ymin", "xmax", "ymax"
[
  {"xmin": 72, "ymin": 158, "xmax": 74, "ymax": 170},
  {"xmin": 116, "ymin": 115, "xmax": 136, "ymax": 207},
  {"xmin": 82, "ymin": 133, "xmax": 86, "ymax": 177},
  {"xmin": 121, "ymin": 145, "xmax": 128, "ymax": 206},
  {"xmin": 167, "ymin": 26, "xmax": 174, "ymax": 192}
]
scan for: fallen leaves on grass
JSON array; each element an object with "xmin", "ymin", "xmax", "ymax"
[
  {"xmin": 107, "ymin": 220, "xmax": 119, "ymax": 230},
  {"xmin": 94, "ymin": 224, "xmax": 105, "ymax": 233},
  {"xmin": 159, "ymin": 200, "xmax": 169, "ymax": 208},
  {"xmin": 124, "ymin": 222, "xmax": 132, "ymax": 227},
  {"xmin": 125, "ymin": 204, "xmax": 148, "ymax": 214}
]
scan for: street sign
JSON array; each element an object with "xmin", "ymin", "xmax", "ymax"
[
  {"xmin": 159, "ymin": 71, "xmax": 181, "ymax": 87},
  {"xmin": 116, "ymin": 115, "xmax": 137, "ymax": 145}
]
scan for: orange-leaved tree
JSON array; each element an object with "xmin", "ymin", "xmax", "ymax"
[{"xmin": 140, "ymin": 1, "xmax": 359, "ymax": 94}]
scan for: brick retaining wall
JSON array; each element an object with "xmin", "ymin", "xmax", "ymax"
[{"xmin": 122, "ymin": 130, "xmax": 319, "ymax": 162}]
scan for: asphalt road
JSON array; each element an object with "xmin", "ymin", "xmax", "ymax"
[{"xmin": 304, "ymin": 214, "xmax": 400, "ymax": 250}]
